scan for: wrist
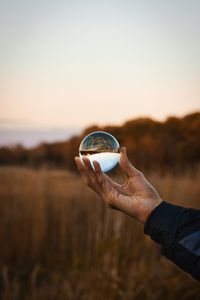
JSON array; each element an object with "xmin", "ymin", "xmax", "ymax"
[{"xmin": 143, "ymin": 198, "xmax": 163, "ymax": 224}]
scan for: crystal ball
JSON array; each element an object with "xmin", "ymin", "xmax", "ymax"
[{"xmin": 79, "ymin": 131, "xmax": 120, "ymax": 172}]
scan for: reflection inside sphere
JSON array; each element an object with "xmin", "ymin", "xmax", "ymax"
[{"xmin": 79, "ymin": 131, "xmax": 120, "ymax": 172}]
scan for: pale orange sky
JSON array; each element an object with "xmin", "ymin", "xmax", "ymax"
[{"xmin": 1, "ymin": 0, "xmax": 200, "ymax": 129}]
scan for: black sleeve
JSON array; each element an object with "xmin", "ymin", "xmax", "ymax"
[{"xmin": 144, "ymin": 201, "xmax": 200, "ymax": 281}]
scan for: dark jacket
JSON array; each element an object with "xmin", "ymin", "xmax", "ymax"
[{"xmin": 144, "ymin": 201, "xmax": 200, "ymax": 280}]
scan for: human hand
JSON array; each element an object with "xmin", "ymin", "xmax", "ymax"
[{"xmin": 74, "ymin": 147, "xmax": 162, "ymax": 223}]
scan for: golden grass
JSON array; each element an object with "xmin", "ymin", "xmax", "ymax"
[{"xmin": 0, "ymin": 167, "xmax": 200, "ymax": 300}]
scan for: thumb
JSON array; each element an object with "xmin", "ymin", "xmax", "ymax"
[{"xmin": 119, "ymin": 147, "xmax": 140, "ymax": 177}]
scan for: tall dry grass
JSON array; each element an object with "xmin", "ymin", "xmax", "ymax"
[{"xmin": 0, "ymin": 167, "xmax": 199, "ymax": 300}]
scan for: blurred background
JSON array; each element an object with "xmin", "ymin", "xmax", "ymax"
[{"xmin": 0, "ymin": 0, "xmax": 200, "ymax": 299}]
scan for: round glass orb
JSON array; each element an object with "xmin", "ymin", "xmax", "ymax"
[{"xmin": 79, "ymin": 131, "xmax": 120, "ymax": 172}]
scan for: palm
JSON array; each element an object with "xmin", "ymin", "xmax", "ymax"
[{"xmin": 104, "ymin": 174, "xmax": 160, "ymax": 222}]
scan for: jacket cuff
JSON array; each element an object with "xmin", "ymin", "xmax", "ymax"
[{"xmin": 144, "ymin": 201, "xmax": 186, "ymax": 247}]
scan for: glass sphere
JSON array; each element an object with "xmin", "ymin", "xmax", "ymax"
[{"xmin": 79, "ymin": 131, "xmax": 120, "ymax": 172}]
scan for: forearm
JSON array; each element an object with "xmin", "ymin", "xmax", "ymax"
[{"xmin": 144, "ymin": 201, "xmax": 200, "ymax": 280}]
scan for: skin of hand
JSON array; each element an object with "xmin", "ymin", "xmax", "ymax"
[{"xmin": 74, "ymin": 147, "xmax": 162, "ymax": 224}]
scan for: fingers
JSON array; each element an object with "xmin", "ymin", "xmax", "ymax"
[
  {"xmin": 74, "ymin": 156, "xmax": 91, "ymax": 186},
  {"xmin": 75, "ymin": 157, "xmax": 102, "ymax": 195},
  {"xmin": 119, "ymin": 147, "xmax": 141, "ymax": 177},
  {"xmin": 93, "ymin": 160, "xmax": 110, "ymax": 195},
  {"xmin": 82, "ymin": 155, "xmax": 94, "ymax": 171},
  {"xmin": 75, "ymin": 156, "xmax": 123, "ymax": 207}
]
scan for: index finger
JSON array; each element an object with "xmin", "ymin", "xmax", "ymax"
[{"xmin": 74, "ymin": 156, "xmax": 90, "ymax": 185}]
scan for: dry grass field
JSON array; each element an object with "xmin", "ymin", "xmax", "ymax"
[{"xmin": 0, "ymin": 167, "xmax": 200, "ymax": 300}]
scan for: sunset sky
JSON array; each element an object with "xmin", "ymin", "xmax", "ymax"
[{"xmin": 1, "ymin": 0, "xmax": 200, "ymax": 130}]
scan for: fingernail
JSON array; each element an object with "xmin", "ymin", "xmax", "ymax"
[{"xmin": 120, "ymin": 147, "xmax": 126, "ymax": 153}]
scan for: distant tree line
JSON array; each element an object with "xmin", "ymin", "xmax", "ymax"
[{"xmin": 0, "ymin": 112, "xmax": 200, "ymax": 173}]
